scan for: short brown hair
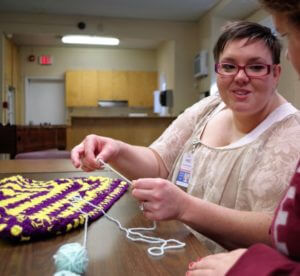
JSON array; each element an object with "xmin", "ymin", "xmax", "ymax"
[
  {"xmin": 260, "ymin": 0, "xmax": 300, "ymax": 27},
  {"xmin": 213, "ymin": 21, "xmax": 282, "ymax": 64}
]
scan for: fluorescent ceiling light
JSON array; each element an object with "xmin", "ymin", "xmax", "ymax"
[{"xmin": 61, "ymin": 35, "xmax": 119, "ymax": 46}]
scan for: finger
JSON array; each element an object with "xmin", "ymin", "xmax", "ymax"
[
  {"xmin": 140, "ymin": 201, "xmax": 153, "ymax": 212},
  {"xmin": 188, "ymin": 268, "xmax": 213, "ymax": 276},
  {"xmin": 96, "ymin": 141, "xmax": 115, "ymax": 165},
  {"xmin": 142, "ymin": 210, "xmax": 156, "ymax": 221},
  {"xmin": 132, "ymin": 187, "xmax": 154, "ymax": 202},
  {"xmin": 94, "ymin": 156, "xmax": 107, "ymax": 170},
  {"xmin": 71, "ymin": 144, "xmax": 84, "ymax": 168},
  {"xmin": 81, "ymin": 164, "xmax": 95, "ymax": 172},
  {"xmin": 82, "ymin": 138, "xmax": 102, "ymax": 169},
  {"xmin": 140, "ymin": 201, "xmax": 167, "ymax": 221},
  {"xmin": 132, "ymin": 178, "xmax": 160, "ymax": 189},
  {"xmin": 139, "ymin": 201, "xmax": 145, "ymax": 212},
  {"xmin": 191, "ymin": 255, "xmax": 224, "ymax": 270},
  {"xmin": 81, "ymin": 156, "xmax": 100, "ymax": 171}
]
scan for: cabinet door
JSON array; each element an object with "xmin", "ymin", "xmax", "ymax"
[
  {"xmin": 112, "ymin": 71, "xmax": 128, "ymax": 100},
  {"xmin": 98, "ymin": 71, "xmax": 113, "ymax": 100},
  {"xmin": 65, "ymin": 71, "xmax": 81, "ymax": 107},
  {"xmin": 128, "ymin": 72, "xmax": 157, "ymax": 107},
  {"xmin": 98, "ymin": 71, "xmax": 128, "ymax": 101},
  {"xmin": 65, "ymin": 71, "xmax": 98, "ymax": 107},
  {"xmin": 81, "ymin": 71, "xmax": 98, "ymax": 106}
]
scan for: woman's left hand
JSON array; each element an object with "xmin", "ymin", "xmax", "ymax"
[
  {"xmin": 131, "ymin": 178, "xmax": 190, "ymax": 221},
  {"xmin": 187, "ymin": 249, "xmax": 247, "ymax": 276}
]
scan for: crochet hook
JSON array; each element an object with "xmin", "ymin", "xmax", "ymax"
[{"xmin": 97, "ymin": 158, "xmax": 132, "ymax": 185}]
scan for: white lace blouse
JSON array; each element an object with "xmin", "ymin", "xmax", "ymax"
[{"xmin": 150, "ymin": 95, "xmax": 300, "ymax": 252}]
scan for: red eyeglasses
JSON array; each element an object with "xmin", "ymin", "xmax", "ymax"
[{"xmin": 215, "ymin": 63, "xmax": 273, "ymax": 78}]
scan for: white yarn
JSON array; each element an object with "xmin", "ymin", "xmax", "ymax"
[{"xmin": 72, "ymin": 195, "xmax": 185, "ymax": 256}]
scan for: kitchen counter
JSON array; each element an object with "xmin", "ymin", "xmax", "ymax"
[
  {"xmin": 67, "ymin": 116, "xmax": 176, "ymax": 150},
  {"xmin": 66, "ymin": 107, "xmax": 177, "ymax": 149},
  {"xmin": 67, "ymin": 106, "xmax": 176, "ymax": 123}
]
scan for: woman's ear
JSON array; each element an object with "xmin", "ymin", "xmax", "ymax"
[{"xmin": 274, "ymin": 64, "xmax": 282, "ymax": 79}]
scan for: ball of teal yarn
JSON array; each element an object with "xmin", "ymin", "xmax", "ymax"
[{"xmin": 53, "ymin": 242, "xmax": 88, "ymax": 275}]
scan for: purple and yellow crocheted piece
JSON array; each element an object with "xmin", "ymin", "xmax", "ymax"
[{"xmin": 0, "ymin": 175, "xmax": 129, "ymax": 241}]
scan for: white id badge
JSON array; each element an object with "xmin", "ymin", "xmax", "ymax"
[{"xmin": 176, "ymin": 152, "xmax": 193, "ymax": 188}]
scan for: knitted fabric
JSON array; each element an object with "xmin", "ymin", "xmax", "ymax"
[{"xmin": 0, "ymin": 175, "xmax": 128, "ymax": 241}]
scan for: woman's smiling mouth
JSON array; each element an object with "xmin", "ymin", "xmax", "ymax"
[
  {"xmin": 232, "ymin": 89, "xmax": 251, "ymax": 96},
  {"xmin": 230, "ymin": 89, "xmax": 252, "ymax": 101}
]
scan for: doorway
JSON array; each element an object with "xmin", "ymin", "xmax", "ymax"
[{"xmin": 25, "ymin": 78, "xmax": 65, "ymax": 125}]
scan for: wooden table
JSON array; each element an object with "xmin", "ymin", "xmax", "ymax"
[{"xmin": 0, "ymin": 159, "xmax": 209, "ymax": 276}]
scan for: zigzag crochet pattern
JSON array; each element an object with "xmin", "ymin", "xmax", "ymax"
[{"xmin": 0, "ymin": 175, "xmax": 129, "ymax": 241}]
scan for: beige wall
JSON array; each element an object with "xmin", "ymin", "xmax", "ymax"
[
  {"xmin": 196, "ymin": 11, "xmax": 229, "ymax": 96},
  {"xmin": 247, "ymin": 9, "xmax": 269, "ymax": 23},
  {"xmin": 277, "ymin": 43, "xmax": 300, "ymax": 108},
  {"xmin": 196, "ymin": 13, "xmax": 212, "ymax": 94},
  {"xmin": 20, "ymin": 47, "xmax": 157, "ymax": 78},
  {"xmin": 157, "ymin": 40, "xmax": 175, "ymax": 91},
  {"xmin": 2, "ymin": 36, "xmax": 20, "ymax": 124}
]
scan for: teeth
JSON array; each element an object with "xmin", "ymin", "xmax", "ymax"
[{"xmin": 234, "ymin": 90, "xmax": 248, "ymax": 95}]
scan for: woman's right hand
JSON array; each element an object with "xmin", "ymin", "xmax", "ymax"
[{"xmin": 71, "ymin": 134, "xmax": 121, "ymax": 172}]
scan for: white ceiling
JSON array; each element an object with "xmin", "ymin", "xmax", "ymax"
[
  {"xmin": 0, "ymin": 0, "xmax": 260, "ymax": 49},
  {"xmin": 0, "ymin": 0, "xmax": 220, "ymax": 21}
]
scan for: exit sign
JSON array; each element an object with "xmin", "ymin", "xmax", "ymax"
[{"xmin": 39, "ymin": 55, "xmax": 53, "ymax": 65}]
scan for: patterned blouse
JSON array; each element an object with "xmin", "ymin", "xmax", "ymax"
[{"xmin": 150, "ymin": 95, "xmax": 300, "ymax": 253}]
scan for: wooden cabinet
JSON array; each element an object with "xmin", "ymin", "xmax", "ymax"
[
  {"xmin": 97, "ymin": 71, "xmax": 128, "ymax": 101},
  {"xmin": 0, "ymin": 125, "xmax": 67, "ymax": 158},
  {"xmin": 111, "ymin": 71, "xmax": 129, "ymax": 100},
  {"xmin": 66, "ymin": 70, "xmax": 157, "ymax": 107},
  {"xmin": 65, "ymin": 71, "xmax": 98, "ymax": 107},
  {"xmin": 128, "ymin": 72, "xmax": 157, "ymax": 107},
  {"xmin": 16, "ymin": 126, "xmax": 66, "ymax": 154},
  {"xmin": 97, "ymin": 71, "xmax": 113, "ymax": 100}
]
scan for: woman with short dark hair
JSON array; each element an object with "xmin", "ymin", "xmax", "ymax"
[{"xmin": 71, "ymin": 20, "xmax": 300, "ymax": 254}]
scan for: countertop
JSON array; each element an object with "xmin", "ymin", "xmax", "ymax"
[
  {"xmin": 67, "ymin": 107, "xmax": 176, "ymax": 120},
  {"xmin": 71, "ymin": 115, "xmax": 176, "ymax": 119}
]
